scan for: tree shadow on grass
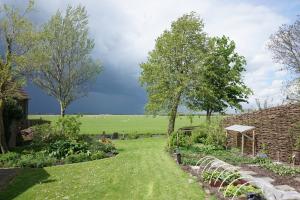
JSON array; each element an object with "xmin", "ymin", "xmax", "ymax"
[{"xmin": 0, "ymin": 168, "xmax": 53, "ymax": 200}]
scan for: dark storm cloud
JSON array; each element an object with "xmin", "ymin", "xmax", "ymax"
[
  {"xmin": 1, "ymin": 0, "xmax": 295, "ymax": 112},
  {"xmin": 0, "ymin": 0, "xmax": 148, "ymax": 114}
]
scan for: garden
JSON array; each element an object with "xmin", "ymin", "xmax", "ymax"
[
  {"xmin": 0, "ymin": 115, "xmax": 117, "ymax": 168},
  {"xmin": 169, "ymin": 120, "xmax": 300, "ymax": 199},
  {"xmin": 0, "ymin": 1, "xmax": 299, "ymax": 200}
]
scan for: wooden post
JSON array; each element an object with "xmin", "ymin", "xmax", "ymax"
[
  {"xmin": 241, "ymin": 133, "xmax": 244, "ymax": 155},
  {"xmin": 252, "ymin": 130, "xmax": 255, "ymax": 157},
  {"xmin": 225, "ymin": 130, "xmax": 228, "ymax": 150}
]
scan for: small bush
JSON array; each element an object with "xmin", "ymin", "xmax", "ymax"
[
  {"xmin": 65, "ymin": 152, "xmax": 91, "ymax": 164},
  {"xmin": 32, "ymin": 124, "xmax": 65, "ymax": 146},
  {"xmin": 191, "ymin": 124, "xmax": 209, "ymax": 143},
  {"xmin": 47, "ymin": 140, "xmax": 89, "ymax": 159},
  {"xmin": 0, "ymin": 152, "xmax": 20, "ymax": 167},
  {"xmin": 169, "ymin": 131, "xmax": 192, "ymax": 148},
  {"xmin": 90, "ymin": 151, "xmax": 106, "ymax": 160},
  {"xmin": 17, "ymin": 152, "xmax": 56, "ymax": 168},
  {"xmin": 55, "ymin": 116, "xmax": 81, "ymax": 140}
]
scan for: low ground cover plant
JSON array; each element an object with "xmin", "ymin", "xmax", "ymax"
[
  {"xmin": 254, "ymin": 157, "xmax": 300, "ymax": 176},
  {"xmin": 202, "ymin": 170, "xmax": 241, "ymax": 185},
  {"xmin": 223, "ymin": 184, "xmax": 262, "ymax": 198},
  {"xmin": 0, "ymin": 116, "xmax": 117, "ymax": 168}
]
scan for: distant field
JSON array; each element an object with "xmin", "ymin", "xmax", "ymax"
[{"xmin": 28, "ymin": 115, "xmax": 219, "ymax": 135}]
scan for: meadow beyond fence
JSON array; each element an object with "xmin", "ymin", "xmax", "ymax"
[{"xmin": 28, "ymin": 115, "xmax": 214, "ymax": 135}]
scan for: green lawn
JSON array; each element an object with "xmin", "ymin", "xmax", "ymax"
[
  {"xmin": 29, "ymin": 115, "xmax": 212, "ymax": 134},
  {"xmin": 1, "ymin": 137, "xmax": 206, "ymax": 200}
]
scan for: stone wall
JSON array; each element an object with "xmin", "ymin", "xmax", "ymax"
[{"xmin": 223, "ymin": 103, "xmax": 300, "ymax": 162}]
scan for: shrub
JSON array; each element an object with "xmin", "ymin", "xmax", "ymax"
[
  {"xmin": 47, "ymin": 140, "xmax": 89, "ymax": 159},
  {"xmin": 90, "ymin": 151, "xmax": 106, "ymax": 160},
  {"xmin": 55, "ymin": 116, "xmax": 81, "ymax": 140},
  {"xmin": 191, "ymin": 124, "xmax": 209, "ymax": 143},
  {"xmin": 17, "ymin": 152, "xmax": 56, "ymax": 168},
  {"xmin": 204, "ymin": 123, "xmax": 226, "ymax": 147},
  {"xmin": 65, "ymin": 152, "xmax": 91, "ymax": 164},
  {"xmin": 32, "ymin": 124, "xmax": 65, "ymax": 146},
  {"xmin": 169, "ymin": 131, "xmax": 192, "ymax": 148},
  {"xmin": 89, "ymin": 139, "xmax": 117, "ymax": 154},
  {"xmin": 0, "ymin": 152, "xmax": 20, "ymax": 167}
]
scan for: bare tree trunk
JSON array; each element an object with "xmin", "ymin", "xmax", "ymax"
[
  {"xmin": 59, "ymin": 101, "xmax": 66, "ymax": 117},
  {"xmin": 167, "ymin": 92, "xmax": 182, "ymax": 136},
  {"xmin": 0, "ymin": 99, "xmax": 8, "ymax": 153}
]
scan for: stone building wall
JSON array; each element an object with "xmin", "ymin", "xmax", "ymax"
[{"xmin": 223, "ymin": 103, "xmax": 300, "ymax": 162}]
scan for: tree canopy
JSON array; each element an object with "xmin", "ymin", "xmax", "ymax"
[
  {"xmin": 140, "ymin": 12, "xmax": 252, "ymax": 134},
  {"xmin": 140, "ymin": 13, "xmax": 207, "ymax": 135},
  {"xmin": 30, "ymin": 5, "xmax": 101, "ymax": 116},
  {"xmin": 0, "ymin": 0, "xmax": 36, "ymax": 153},
  {"xmin": 186, "ymin": 36, "xmax": 252, "ymax": 121}
]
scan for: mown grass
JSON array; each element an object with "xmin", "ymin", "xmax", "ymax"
[
  {"xmin": 29, "ymin": 115, "xmax": 217, "ymax": 135},
  {"xmin": 0, "ymin": 137, "xmax": 206, "ymax": 200}
]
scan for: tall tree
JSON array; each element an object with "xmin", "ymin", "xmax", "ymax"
[
  {"xmin": 140, "ymin": 13, "xmax": 206, "ymax": 135},
  {"xmin": 0, "ymin": 1, "xmax": 36, "ymax": 153},
  {"xmin": 186, "ymin": 36, "xmax": 252, "ymax": 122},
  {"xmin": 268, "ymin": 16, "xmax": 300, "ymax": 102},
  {"xmin": 31, "ymin": 5, "xmax": 101, "ymax": 116}
]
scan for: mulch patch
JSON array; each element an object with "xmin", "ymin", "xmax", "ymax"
[{"xmin": 241, "ymin": 164, "xmax": 300, "ymax": 191}]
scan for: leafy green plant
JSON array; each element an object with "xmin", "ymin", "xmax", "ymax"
[
  {"xmin": 202, "ymin": 170, "xmax": 241, "ymax": 184},
  {"xmin": 223, "ymin": 184, "xmax": 262, "ymax": 197},
  {"xmin": 17, "ymin": 152, "xmax": 57, "ymax": 168},
  {"xmin": 191, "ymin": 124, "xmax": 208, "ymax": 143},
  {"xmin": 258, "ymin": 160, "xmax": 300, "ymax": 176},
  {"xmin": 0, "ymin": 152, "xmax": 20, "ymax": 167},
  {"xmin": 47, "ymin": 140, "xmax": 89, "ymax": 159},
  {"xmin": 56, "ymin": 115, "xmax": 82, "ymax": 139},
  {"xmin": 65, "ymin": 152, "xmax": 91, "ymax": 164},
  {"xmin": 169, "ymin": 131, "xmax": 192, "ymax": 148}
]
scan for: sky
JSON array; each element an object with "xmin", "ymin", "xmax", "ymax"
[{"xmin": 1, "ymin": 0, "xmax": 299, "ymax": 114}]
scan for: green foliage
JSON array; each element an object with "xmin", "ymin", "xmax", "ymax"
[
  {"xmin": 55, "ymin": 116, "xmax": 81, "ymax": 139},
  {"xmin": 0, "ymin": 0, "xmax": 37, "ymax": 153},
  {"xmin": 191, "ymin": 124, "xmax": 208, "ymax": 143},
  {"xmin": 47, "ymin": 140, "xmax": 89, "ymax": 159},
  {"xmin": 202, "ymin": 170, "xmax": 241, "ymax": 184},
  {"xmin": 169, "ymin": 131, "xmax": 192, "ymax": 148},
  {"xmin": 17, "ymin": 152, "xmax": 57, "ymax": 168},
  {"xmin": 65, "ymin": 152, "xmax": 91, "ymax": 164},
  {"xmin": 257, "ymin": 159, "xmax": 300, "ymax": 176},
  {"xmin": 32, "ymin": 115, "xmax": 82, "ymax": 146},
  {"xmin": 140, "ymin": 12, "xmax": 207, "ymax": 134},
  {"xmin": 31, "ymin": 123, "xmax": 63, "ymax": 146},
  {"xmin": 223, "ymin": 184, "xmax": 261, "ymax": 198},
  {"xmin": 30, "ymin": 5, "xmax": 102, "ymax": 116},
  {"xmin": 191, "ymin": 122, "xmax": 226, "ymax": 147},
  {"xmin": 0, "ymin": 151, "xmax": 20, "ymax": 167},
  {"xmin": 90, "ymin": 151, "xmax": 106, "ymax": 160},
  {"xmin": 186, "ymin": 36, "xmax": 252, "ymax": 118}
]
